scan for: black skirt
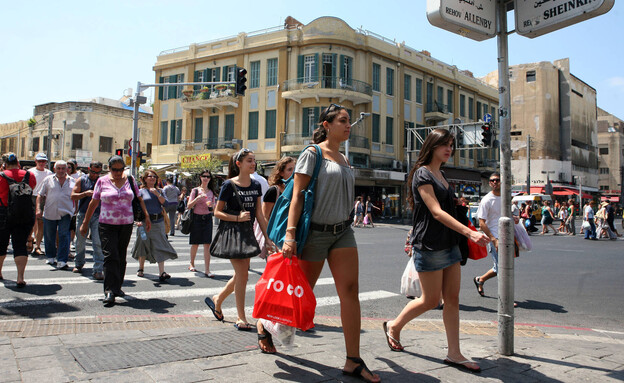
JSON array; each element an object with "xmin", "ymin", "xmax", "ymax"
[{"xmin": 189, "ymin": 214, "xmax": 213, "ymax": 245}]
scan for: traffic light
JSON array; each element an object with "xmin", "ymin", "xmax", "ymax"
[
  {"xmin": 138, "ymin": 151, "xmax": 146, "ymax": 164},
  {"xmin": 235, "ymin": 67, "xmax": 247, "ymax": 96},
  {"xmin": 115, "ymin": 148, "xmax": 124, "ymax": 156},
  {"xmin": 456, "ymin": 128, "xmax": 464, "ymax": 147},
  {"xmin": 481, "ymin": 123, "xmax": 492, "ymax": 146}
]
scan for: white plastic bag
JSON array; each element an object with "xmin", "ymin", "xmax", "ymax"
[
  {"xmin": 581, "ymin": 220, "xmax": 591, "ymax": 230},
  {"xmin": 400, "ymin": 257, "xmax": 421, "ymax": 298},
  {"xmin": 514, "ymin": 221, "xmax": 532, "ymax": 251},
  {"xmin": 260, "ymin": 318, "xmax": 296, "ymax": 347}
]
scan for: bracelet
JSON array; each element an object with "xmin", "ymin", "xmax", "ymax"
[
  {"xmin": 284, "ymin": 239, "xmax": 296, "ymax": 243},
  {"xmin": 286, "ymin": 226, "xmax": 297, "ymax": 231}
]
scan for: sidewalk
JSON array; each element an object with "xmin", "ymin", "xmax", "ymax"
[{"xmin": 1, "ymin": 314, "xmax": 622, "ymax": 382}]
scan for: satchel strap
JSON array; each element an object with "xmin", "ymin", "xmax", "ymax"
[
  {"xmin": 229, "ymin": 182, "xmax": 246, "ymax": 212},
  {"xmin": 128, "ymin": 175, "xmax": 139, "ymax": 199}
]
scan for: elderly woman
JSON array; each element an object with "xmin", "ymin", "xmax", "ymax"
[
  {"xmin": 80, "ymin": 156, "xmax": 150, "ymax": 306},
  {"xmin": 132, "ymin": 170, "xmax": 177, "ymax": 282}
]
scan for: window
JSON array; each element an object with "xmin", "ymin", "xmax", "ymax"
[
  {"xmin": 436, "ymin": 86, "xmax": 444, "ymax": 108},
  {"xmin": 250, "ymin": 61, "xmax": 260, "ymax": 88},
  {"xmin": 600, "ymin": 147, "xmax": 609, "ymax": 155},
  {"xmin": 248, "ymin": 111, "xmax": 259, "ymax": 139},
  {"xmin": 193, "ymin": 70, "xmax": 205, "ymax": 91},
  {"xmin": 32, "ymin": 137, "xmax": 40, "ymax": 152},
  {"xmin": 21, "ymin": 137, "xmax": 25, "ymax": 157},
  {"xmin": 426, "ymin": 82, "xmax": 434, "ymax": 109},
  {"xmin": 304, "ymin": 55, "xmax": 316, "ymax": 83},
  {"xmin": 225, "ymin": 66, "xmax": 236, "ymax": 82},
  {"xmin": 447, "ymin": 90, "xmax": 453, "ymax": 114},
  {"xmin": 416, "ymin": 78, "xmax": 423, "ymax": 104},
  {"xmin": 160, "ymin": 122, "xmax": 168, "ymax": 145},
  {"xmin": 99, "ymin": 136, "xmax": 113, "ymax": 153},
  {"xmin": 169, "ymin": 120, "xmax": 182, "ymax": 145},
  {"xmin": 266, "ymin": 58, "xmax": 278, "ymax": 86},
  {"xmin": 341, "ymin": 55, "xmax": 353, "ymax": 85},
  {"xmin": 372, "ymin": 64, "xmax": 381, "ymax": 92},
  {"xmin": 372, "ymin": 114, "xmax": 380, "ymax": 143},
  {"xmin": 194, "ymin": 118, "xmax": 203, "ymax": 143},
  {"xmin": 208, "ymin": 116, "xmax": 219, "ymax": 148},
  {"xmin": 43, "ymin": 136, "xmax": 49, "ymax": 151},
  {"xmin": 265, "ymin": 110, "xmax": 276, "ymax": 139},
  {"xmin": 600, "ymin": 185, "xmax": 610, "ymax": 191},
  {"xmin": 476, "ymin": 101, "xmax": 483, "ymax": 120},
  {"xmin": 468, "ymin": 97, "xmax": 474, "ymax": 120},
  {"xmin": 386, "ymin": 117, "xmax": 393, "ymax": 145},
  {"xmin": 600, "ymin": 168, "xmax": 610, "ymax": 174},
  {"xmin": 460, "ymin": 94, "xmax": 466, "ymax": 117},
  {"xmin": 404, "ymin": 74, "xmax": 411, "ymax": 100},
  {"xmin": 159, "ymin": 77, "xmax": 170, "ymax": 101},
  {"xmin": 386, "ymin": 68, "xmax": 394, "ymax": 95},
  {"xmin": 71, "ymin": 134, "xmax": 83, "ymax": 150},
  {"xmin": 225, "ymin": 114, "xmax": 235, "ymax": 141},
  {"xmin": 302, "ymin": 108, "xmax": 319, "ymax": 136},
  {"xmin": 526, "ymin": 70, "xmax": 536, "ymax": 82},
  {"xmin": 146, "ymin": 143, "xmax": 152, "ymax": 157}
]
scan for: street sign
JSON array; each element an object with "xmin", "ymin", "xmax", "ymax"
[
  {"xmin": 515, "ymin": 0, "xmax": 615, "ymax": 38},
  {"xmin": 484, "ymin": 113, "xmax": 492, "ymax": 123},
  {"xmin": 427, "ymin": 0, "xmax": 497, "ymax": 41},
  {"xmin": 75, "ymin": 150, "xmax": 92, "ymax": 167}
]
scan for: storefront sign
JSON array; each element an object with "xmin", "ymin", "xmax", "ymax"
[
  {"xmin": 75, "ymin": 150, "xmax": 92, "ymax": 167},
  {"xmin": 515, "ymin": 0, "xmax": 614, "ymax": 38},
  {"xmin": 427, "ymin": 0, "xmax": 497, "ymax": 41},
  {"xmin": 180, "ymin": 152, "xmax": 211, "ymax": 166}
]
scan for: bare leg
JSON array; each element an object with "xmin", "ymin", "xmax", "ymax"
[
  {"xmin": 15, "ymin": 255, "xmax": 27, "ymax": 284},
  {"xmin": 189, "ymin": 244, "xmax": 198, "ymax": 269},
  {"xmin": 203, "ymin": 244, "xmax": 211, "ymax": 274},
  {"xmin": 157, "ymin": 261, "xmax": 165, "ymax": 275},
  {"xmin": 0, "ymin": 255, "xmax": 5, "ymax": 279}
]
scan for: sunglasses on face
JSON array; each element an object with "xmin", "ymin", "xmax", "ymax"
[
  {"xmin": 146, "ymin": 175, "xmax": 157, "ymax": 178},
  {"xmin": 200, "ymin": 175, "xmax": 211, "ymax": 178},
  {"xmin": 490, "ymin": 178, "xmax": 500, "ymax": 183},
  {"xmin": 90, "ymin": 169, "xmax": 102, "ymax": 174},
  {"xmin": 110, "ymin": 167, "xmax": 124, "ymax": 173}
]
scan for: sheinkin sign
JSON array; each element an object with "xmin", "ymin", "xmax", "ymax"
[
  {"xmin": 427, "ymin": 0, "xmax": 497, "ymax": 41},
  {"xmin": 515, "ymin": 0, "xmax": 615, "ymax": 38}
]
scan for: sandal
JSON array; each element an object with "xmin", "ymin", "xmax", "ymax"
[
  {"xmin": 188, "ymin": 265, "xmax": 197, "ymax": 272},
  {"xmin": 234, "ymin": 321, "xmax": 252, "ymax": 331},
  {"xmin": 257, "ymin": 323, "xmax": 276, "ymax": 354},
  {"xmin": 444, "ymin": 356, "xmax": 481, "ymax": 373},
  {"xmin": 33, "ymin": 247, "xmax": 44, "ymax": 256},
  {"xmin": 473, "ymin": 276, "xmax": 485, "ymax": 297},
  {"xmin": 26, "ymin": 238, "xmax": 34, "ymax": 253},
  {"xmin": 204, "ymin": 297, "xmax": 224, "ymax": 321},
  {"xmin": 342, "ymin": 356, "xmax": 380, "ymax": 383},
  {"xmin": 159, "ymin": 272, "xmax": 171, "ymax": 282},
  {"xmin": 383, "ymin": 321, "xmax": 404, "ymax": 352},
  {"xmin": 137, "ymin": 269, "xmax": 144, "ymax": 277}
]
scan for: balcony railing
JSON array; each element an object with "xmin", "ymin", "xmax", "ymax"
[
  {"xmin": 349, "ymin": 135, "xmax": 369, "ymax": 149},
  {"xmin": 282, "ymin": 77, "xmax": 373, "ymax": 96},
  {"xmin": 282, "ymin": 133, "xmax": 314, "ymax": 146},
  {"xmin": 426, "ymin": 101, "xmax": 449, "ymax": 114},
  {"xmin": 181, "ymin": 137, "xmax": 236, "ymax": 151},
  {"xmin": 182, "ymin": 86, "xmax": 236, "ymax": 102}
]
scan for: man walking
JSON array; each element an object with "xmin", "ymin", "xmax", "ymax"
[
  {"xmin": 473, "ymin": 173, "xmax": 502, "ymax": 298},
  {"xmin": 71, "ymin": 161, "xmax": 104, "ymax": 279},
  {"xmin": 583, "ymin": 201, "xmax": 597, "ymax": 240},
  {"xmin": 37, "ymin": 160, "xmax": 75, "ymax": 269},
  {"xmin": 163, "ymin": 177, "xmax": 180, "ymax": 236},
  {"xmin": 28, "ymin": 153, "xmax": 52, "ymax": 256}
]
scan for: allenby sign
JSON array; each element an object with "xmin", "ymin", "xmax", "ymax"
[
  {"xmin": 515, "ymin": 0, "xmax": 615, "ymax": 38},
  {"xmin": 427, "ymin": 0, "xmax": 497, "ymax": 41}
]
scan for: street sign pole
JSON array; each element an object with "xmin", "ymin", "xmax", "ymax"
[
  {"xmin": 130, "ymin": 81, "xmax": 141, "ymax": 178},
  {"xmin": 496, "ymin": 0, "xmax": 515, "ymax": 356}
]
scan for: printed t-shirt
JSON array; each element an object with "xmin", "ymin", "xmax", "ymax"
[
  {"xmin": 217, "ymin": 179, "xmax": 262, "ymax": 221},
  {"xmin": 92, "ymin": 176, "xmax": 138, "ymax": 225}
]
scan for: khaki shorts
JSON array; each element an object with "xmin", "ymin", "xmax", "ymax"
[{"xmin": 300, "ymin": 227, "xmax": 357, "ymax": 262}]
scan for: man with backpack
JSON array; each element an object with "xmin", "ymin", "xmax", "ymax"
[{"xmin": 0, "ymin": 153, "xmax": 37, "ymax": 287}]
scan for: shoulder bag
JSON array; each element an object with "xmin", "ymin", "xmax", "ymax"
[
  {"xmin": 180, "ymin": 188, "xmax": 197, "ymax": 235},
  {"xmin": 209, "ymin": 182, "xmax": 261, "ymax": 259},
  {"xmin": 128, "ymin": 176, "xmax": 146, "ymax": 222}
]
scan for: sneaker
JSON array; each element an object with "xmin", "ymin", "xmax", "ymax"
[
  {"xmin": 57, "ymin": 262, "xmax": 69, "ymax": 270},
  {"xmin": 92, "ymin": 272, "xmax": 104, "ymax": 280},
  {"xmin": 72, "ymin": 266, "xmax": 83, "ymax": 273},
  {"xmin": 46, "ymin": 258, "xmax": 57, "ymax": 266}
]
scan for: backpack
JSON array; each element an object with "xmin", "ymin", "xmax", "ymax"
[
  {"xmin": 267, "ymin": 145, "xmax": 322, "ymax": 251},
  {"xmin": 0, "ymin": 171, "xmax": 35, "ymax": 225}
]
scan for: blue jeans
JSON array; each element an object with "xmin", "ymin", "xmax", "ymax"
[
  {"xmin": 43, "ymin": 215, "xmax": 71, "ymax": 263},
  {"xmin": 75, "ymin": 212, "xmax": 104, "ymax": 273},
  {"xmin": 584, "ymin": 218, "xmax": 597, "ymax": 239}
]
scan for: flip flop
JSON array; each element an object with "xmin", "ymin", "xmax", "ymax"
[
  {"xmin": 342, "ymin": 356, "xmax": 379, "ymax": 383},
  {"xmin": 383, "ymin": 321, "xmax": 404, "ymax": 352},
  {"xmin": 473, "ymin": 277, "xmax": 485, "ymax": 297},
  {"xmin": 444, "ymin": 356, "xmax": 481, "ymax": 373},
  {"xmin": 204, "ymin": 297, "xmax": 224, "ymax": 322},
  {"xmin": 16, "ymin": 281, "xmax": 26, "ymax": 288},
  {"xmin": 188, "ymin": 265, "xmax": 197, "ymax": 272},
  {"xmin": 234, "ymin": 321, "xmax": 252, "ymax": 331}
]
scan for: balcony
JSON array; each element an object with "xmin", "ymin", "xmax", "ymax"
[
  {"xmin": 282, "ymin": 77, "xmax": 373, "ymax": 105},
  {"xmin": 179, "ymin": 137, "xmax": 239, "ymax": 157},
  {"xmin": 425, "ymin": 101, "xmax": 450, "ymax": 123},
  {"xmin": 181, "ymin": 87, "xmax": 239, "ymax": 111}
]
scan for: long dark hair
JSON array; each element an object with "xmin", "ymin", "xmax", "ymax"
[
  {"xmin": 314, "ymin": 104, "xmax": 346, "ymax": 144},
  {"xmin": 198, "ymin": 169, "xmax": 217, "ymax": 193},
  {"xmin": 228, "ymin": 148, "xmax": 253, "ymax": 179},
  {"xmin": 406, "ymin": 128, "xmax": 455, "ymax": 209},
  {"xmin": 268, "ymin": 156, "xmax": 295, "ymax": 186}
]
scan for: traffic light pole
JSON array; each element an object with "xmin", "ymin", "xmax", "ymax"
[{"xmin": 496, "ymin": 0, "xmax": 515, "ymax": 356}]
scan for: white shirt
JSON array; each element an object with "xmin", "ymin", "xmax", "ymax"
[
  {"xmin": 69, "ymin": 171, "xmax": 83, "ymax": 180},
  {"xmin": 584, "ymin": 205, "xmax": 594, "ymax": 220},
  {"xmin": 39, "ymin": 175, "xmax": 76, "ymax": 220},
  {"xmin": 251, "ymin": 172, "xmax": 269, "ymax": 196},
  {"xmin": 29, "ymin": 167, "xmax": 53, "ymax": 195},
  {"xmin": 477, "ymin": 192, "xmax": 501, "ymax": 239}
]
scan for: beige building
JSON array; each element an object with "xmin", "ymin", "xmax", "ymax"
[
  {"xmin": 484, "ymin": 58, "xmax": 599, "ymax": 196},
  {"xmin": 597, "ymin": 108, "xmax": 624, "ymax": 201},
  {"xmin": 152, "ymin": 16, "xmax": 499, "ymax": 211},
  {"xmin": 0, "ymin": 99, "xmax": 153, "ymax": 169}
]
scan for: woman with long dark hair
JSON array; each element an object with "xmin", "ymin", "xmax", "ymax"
[
  {"xmin": 206, "ymin": 151, "xmax": 274, "ymax": 329},
  {"xmin": 275, "ymin": 104, "xmax": 380, "ymax": 382},
  {"xmin": 187, "ymin": 170, "xmax": 217, "ymax": 277},
  {"xmin": 262, "ymin": 156, "xmax": 295, "ymax": 220},
  {"xmin": 384, "ymin": 128, "xmax": 488, "ymax": 373}
]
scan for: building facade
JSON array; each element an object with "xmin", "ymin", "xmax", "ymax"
[
  {"xmin": 597, "ymin": 108, "xmax": 624, "ymax": 202},
  {"xmin": 152, "ymin": 16, "xmax": 499, "ymax": 214},
  {"xmin": 0, "ymin": 99, "xmax": 153, "ymax": 168},
  {"xmin": 483, "ymin": 58, "xmax": 600, "ymax": 197}
]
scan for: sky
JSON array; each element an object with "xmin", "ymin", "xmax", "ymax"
[{"xmin": 1, "ymin": 0, "xmax": 622, "ymax": 124}]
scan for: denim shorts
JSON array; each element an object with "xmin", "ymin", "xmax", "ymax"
[
  {"xmin": 412, "ymin": 245, "xmax": 461, "ymax": 272},
  {"xmin": 488, "ymin": 242, "xmax": 499, "ymax": 273},
  {"xmin": 300, "ymin": 227, "xmax": 357, "ymax": 262}
]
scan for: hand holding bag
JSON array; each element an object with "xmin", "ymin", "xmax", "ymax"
[
  {"xmin": 514, "ymin": 221, "xmax": 533, "ymax": 251},
  {"xmin": 400, "ymin": 256, "xmax": 421, "ymax": 297},
  {"xmin": 253, "ymin": 253, "xmax": 316, "ymax": 331},
  {"xmin": 180, "ymin": 188, "xmax": 196, "ymax": 235},
  {"xmin": 467, "ymin": 221, "xmax": 488, "ymax": 260}
]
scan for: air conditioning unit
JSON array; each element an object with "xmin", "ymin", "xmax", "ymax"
[
  {"xmin": 28, "ymin": 151, "xmax": 34, "ymax": 157},
  {"xmin": 392, "ymin": 160, "xmax": 402, "ymax": 170}
]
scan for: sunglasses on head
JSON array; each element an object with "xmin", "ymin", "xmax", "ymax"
[{"xmin": 235, "ymin": 148, "xmax": 251, "ymax": 162}]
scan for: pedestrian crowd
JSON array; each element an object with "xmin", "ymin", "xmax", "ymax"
[{"xmin": 1, "ymin": 104, "xmax": 622, "ymax": 382}]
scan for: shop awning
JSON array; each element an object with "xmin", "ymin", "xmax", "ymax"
[
  {"xmin": 552, "ymin": 190, "xmax": 574, "ymax": 196},
  {"xmin": 441, "ymin": 167, "xmax": 482, "ymax": 185},
  {"xmin": 601, "ymin": 196, "xmax": 620, "ymax": 202},
  {"xmin": 562, "ymin": 188, "xmax": 592, "ymax": 199},
  {"xmin": 530, "ymin": 186, "xmax": 544, "ymax": 194}
]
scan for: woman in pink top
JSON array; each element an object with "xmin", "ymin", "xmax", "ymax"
[
  {"xmin": 80, "ymin": 156, "xmax": 150, "ymax": 306},
  {"xmin": 187, "ymin": 169, "xmax": 217, "ymax": 277}
]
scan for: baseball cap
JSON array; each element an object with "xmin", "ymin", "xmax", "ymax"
[{"xmin": 35, "ymin": 153, "xmax": 48, "ymax": 161}]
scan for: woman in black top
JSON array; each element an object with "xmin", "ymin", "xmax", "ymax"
[
  {"xmin": 261, "ymin": 156, "xmax": 295, "ymax": 220},
  {"xmin": 383, "ymin": 129, "xmax": 489, "ymax": 373}
]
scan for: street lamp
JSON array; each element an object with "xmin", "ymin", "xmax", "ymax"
[
  {"xmin": 573, "ymin": 175, "xmax": 583, "ymax": 207},
  {"xmin": 541, "ymin": 170, "xmax": 555, "ymax": 195}
]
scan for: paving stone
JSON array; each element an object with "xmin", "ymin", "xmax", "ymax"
[
  {"xmin": 142, "ymin": 360, "xmax": 214, "ymax": 383},
  {"xmin": 20, "ymin": 367, "xmax": 69, "ymax": 383},
  {"xmin": 58, "ymin": 329, "xmax": 145, "ymax": 345},
  {"xmin": 11, "ymin": 335, "xmax": 61, "ymax": 349},
  {"xmin": 0, "ymin": 336, "xmax": 10, "ymax": 345},
  {"xmin": 16, "ymin": 354, "xmax": 59, "ymax": 372},
  {"xmin": 13, "ymin": 345, "xmax": 56, "ymax": 358},
  {"xmin": 86, "ymin": 369, "xmax": 156, "ymax": 383}
]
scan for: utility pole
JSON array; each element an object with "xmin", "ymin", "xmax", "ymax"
[
  {"xmin": 47, "ymin": 112, "xmax": 53, "ymax": 170},
  {"xmin": 526, "ymin": 134, "xmax": 531, "ymax": 195}
]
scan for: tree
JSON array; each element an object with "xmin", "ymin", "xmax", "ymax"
[{"xmin": 180, "ymin": 155, "xmax": 223, "ymax": 186}]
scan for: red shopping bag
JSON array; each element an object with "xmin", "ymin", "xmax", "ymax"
[
  {"xmin": 253, "ymin": 253, "xmax": 316, "ymax": 331},
  {"xmin": 467, "ymin": 221, "xmax": 488, "ymax": 260}
]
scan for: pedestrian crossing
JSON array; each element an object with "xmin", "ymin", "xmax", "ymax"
[{"xmin": 0, "ymin": 231, "xmax": 400, "ymax": 319}]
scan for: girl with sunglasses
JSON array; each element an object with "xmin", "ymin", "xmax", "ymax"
[{"xmin": 187, "ymin": 170, "xmax": 217, "ymax": 277}]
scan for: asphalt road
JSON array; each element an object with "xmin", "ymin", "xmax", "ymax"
[{"xmin": 1, "ymin": 222, "xmax": 622, "ymax": 332}]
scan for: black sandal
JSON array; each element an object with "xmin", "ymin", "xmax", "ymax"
[
  {"xmin": 137, "ymin": 269, "xmax": 144, "ymax": 277},
  {"xmin": 159, "ymin": 272, "xmax": 171, "ymax": 282},
  {"xmin": 257, "ymin": 330, "xmax": 276, "ymax": 354},
  {"xmin": 342, "ymin": 356, "xmax": 379, "ymax": 383},
  {"xmin": 473, "ymin": 276, "xmax": 485, "ymax": 297}
]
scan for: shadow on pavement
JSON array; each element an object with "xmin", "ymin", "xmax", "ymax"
[
  {"xmin": 515, "ymin": 300, "xmax": 567, "ymax": 313},
  {"xmin": 117, "ymin": 297, "xmax": 176, "ymax": 314},
  {"xmin": 514, "ymin": 353, "xmax": 613, "ymax": 374},
  {"xmin": 459, "ymin": 303, "xmax": 498, "ymax": 313},
  {"xmin": 0, "ymin": 299, "xmax": 80, "ymax": 319}
]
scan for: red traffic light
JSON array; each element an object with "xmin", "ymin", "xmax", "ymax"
[{"xmin": 115, "ymin": 148, "xmax": 124, "ymax": 156}]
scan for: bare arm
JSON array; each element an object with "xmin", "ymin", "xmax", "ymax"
[
  {"xmin": 79, "ymin": 198, "xmax": 100, "ymax": 235},
  {"xmin": 255, "ymin": 196, "xmax": 275, "ymax": 250},
  {"xmin": 213, "ymin": 199, "xmax": 250, "ymax": 222},
  {"xmin": 281, "ymin": 172, "xmax": 312, "ymax": 258},
  {"xmin": 262, "ymin": 202, "xmax": 275, "ymax": 223}
]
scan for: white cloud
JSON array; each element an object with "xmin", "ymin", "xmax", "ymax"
[{"xmin": 607, "ymin": 77, "xmax": 624, "ymax": 88}]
